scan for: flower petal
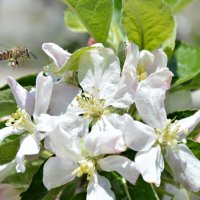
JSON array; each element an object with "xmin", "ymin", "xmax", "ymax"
[
  {"xmin": 176, "ymin": 110, "xmax": 200, "ymax": 138},
  {"xmin": 106, "ymin": 43, "xmax": 139, "ymax": 108},
  {"xmin": 123, "ymin": 114, "xmax": 157, "ymax": 151},
  {"xmin": 85, "ymin": 114, "xmax": 126, "ymax": 156},
  {"xmin": 98, "ymin": 155, "xmax": 139, "ymax": 185},
  {"xmin": 43, "ymin": 156, "xmax": 77, "ymax": 190},
  {"xmin": 48, "ymin": 83, "xmax": 80, "ymax": 115},
  {"xmin": 0, "ymin": 127, "xmax": 22, "ymax": 143},
  {"xmin": 34, "ymin": 72, "xmax": 53, "ymax": 117},
  {"xmin": 0, "ymin": 160, "xmax": 16, "ymax": 182},
  {"xmin": 42, "ymin": 43, "xmax": 71, "ymax": 67},
  {"xmin": 45, "ymin": 125, "xmax": 82, "ymax": 161},
  {"xmin": 165, "ymin": 144, "xmax": 200, "ymax": 192},
  {"xmin": 87, "ymin": 172, "xmax": 115, "ymax": 200},
  {"xmin": 138, "ymin": 50, "xmax": 154, "ymax": 73},
  {"xmin": 135, "ymin": 146, "xmax": 164, "ymax": 186},
  {"xmin": 135, "ymin": 68, "xmax": 173, "ymax": 129},
  {"xmin": 16, "ymin": 135, "xmax": 40, "ymax": 172},
  {"xmin": 7, "ymin": 76, "xmax": 35, "ymax": 115},
  {"xmin": 78, "ymin": 47, "xmax": 120, "ymax": 100}
]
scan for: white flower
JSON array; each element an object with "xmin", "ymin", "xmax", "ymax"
[
  {"xmin": 65, "ymin": 45, "xmax": 136, "ymax": 134},
  {"xmin": 123, "ymin": 42, "xmax": 171, "ymax": 104},
  {"xmin": 123, "ymin": 70, "xmax": 200, "ymax": 192},
  {"xmin": 0, "ymin": 71, "xmax": 80, "ymax": 177},
  {"xmin": 43, "ymin": 114, "xmax": 139, "ymax": 200}
]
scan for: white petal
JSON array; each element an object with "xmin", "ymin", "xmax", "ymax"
[
  {"xmin": 0, "ymin": 160, "xmax": 16, "ymax": 182},
  {"xmin": 0, "ymin": 127, "xmax": 22, "ymax": 143},
  {"xmin": 87, "ymin": 172, "xmax": 115, "ymax": 200},
  {"xmin": 46, "ymin": 125, "xmax": 82, "ymax": 161},
  {"xmin": 7, "ymin": 76, "xmax": 35, "ymax": 115},
  {"xmin": 107, "ymin": 43, "xmax": 139, "ymax": 107},
  {"xmin": 124, "ymin": 43, "xmax": 139, "ymax": 70},
  {"xmin": 176, "ymin": 110, "xmax": 200, "ymax": 138},
  {"xmin": 78, "ymin": 47, "xmax": 120, "ymax": 100},
  {"xmin": 98, "ymin": 155, "xmax": 139, "ymax": 185},
  {"xmin": 34, "ymin": 72, "xmax": 53, "ymax": 116},
  {"xmin": 43, "ymin": 156, "xmax": 77, "ymax": 190},
  {"xmin": 85, "ymin": 114, "xmax": 126, "ymax": 156},
  {"xmin": 42, "ymin": 43, "xmax": 71, "ymax": 67},
  {"xmin": 146, "ymin": 49, "xmax": 167, "ymax": 75},
  {"xmin": 165, "ymin": 144, "xmax": 200, "ymax": 192},
  {"xmin": 135, "ymin": 68, "xmax": 173, "ymax": 129},
  {"xmin": 135, "ymin": 146, "xmax": 164, "ymax": 186},
  {"xmin": 123, "ymin": 114, "xmax": 157, "ymax": 151},
  {"xmin": 138, "ymin": 50, "xmax": 154, "ymax": 74},
  {"xmin": 48, "ymin": 83, "xmax": 80, "ymax": 115},
  {"xmin": 16, "ymin": 135, "xmax": 40, "ymax": 172},
  {"xmin": 107, "ymin": 64, "xmax": 137, "ymax": 108}
]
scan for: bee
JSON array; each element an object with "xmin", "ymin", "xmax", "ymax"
[{"xmin": 0, "ymin": 46, "xmax": 36, "ymax": 67}]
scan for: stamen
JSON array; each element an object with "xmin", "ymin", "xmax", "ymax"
[
  {"xmin": 6, "ymin": 108, "xmax": 35, "ymax": 133},
  {"xmin": 137, "ymin": 65, "xmax": 147, "ymax": 81},
  {"xmin": 72, "ymin": 159, "xmax": 95, "ymax": 180},
  {"xmin": 76, "ymin": 93, "xmax": 105, "ymax": 119}
]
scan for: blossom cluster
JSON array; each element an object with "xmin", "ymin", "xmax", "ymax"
[{"xmin": 0, "ymin": 42, "xmax": 200, "ymax": 199}]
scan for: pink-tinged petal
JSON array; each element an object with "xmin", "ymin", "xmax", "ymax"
[
  {"xmin": 135, "ymin": 68, "xmax": 173, "ymax": 129},
  {"xmin": 135, "ymin": 146, "xmax": 164, "ymax": 186},
  {"xmin": 7, "ymin": 76, "xmax": 35, "ymax": 115},
  {"xmin": 85, "ymin": 114, "xmax": 126, "ymax": 156},
  {"xmin": 176, "ymin": 110, "xmax": 200, "ymax": 138},
  {"xmin": 165, "ymin": 144, "xmax": 200, "ymax": 192},
  {"xmin": 123, "ymin": 114, "xmax": 157, "ymax": 151},
  {"xmin": 196, "ymin": 135, "xmax": 200, "ymax": 143},
  {"xmin": 87, "ymin": 172, "xmax": 115, "ymax": 200},
  {"xmin": 0, "ymin": 127, "xmax": 22, "ymax": 143},
  {"xmin": 0, "ymin": 184, "xmax": 20, "ymax": 200},
  {"xmin": 0, "ymin": 160, "xmax": 16, "ymax": 182},
  {"xmin": 78, "ymin": 47, "xmax": 120, "ymax": 100},
  {"xmin": 16, "ymin": 135, "xmax": 40, "ymax": 172},
  {"xmin": 42, "ymin": 43, "xmax": 71, "ymax": 67},
  {"xmin": 34, "ymin": 72, "xmax": 53, "ymax": 117},
  {"xmin": 98, "ymin": 155, "xmax": 139, "ymax": 185},
  {"xmin": 43, "ymin": 156, "xmax": 77, "ymax": 190},
  {"xmin": 48, "ymin": 83, "xmax": 80, "ymax": 115}
]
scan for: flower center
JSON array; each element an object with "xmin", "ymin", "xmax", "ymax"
[
  {"xmin": 76, "ymin": 93, "xmax": 106, "ymax": 119},
  {"xmin": 155, "ymin": 119, "xmax": 181, "ymax": 147},
  {"xmin": 6, "ymin": 108, "xmax": 35, "ymax": 134},
  {"xmin": 73, "ymin": 159, "xmax": 95, "ymax": 180},
  {"xmin": 137, "ymin": 65, "xmax": 147, "ymax": 81}
]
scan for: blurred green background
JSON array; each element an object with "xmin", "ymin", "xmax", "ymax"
[{"xmin": 0, "ymin": 0, "xmax": 199, "ymax": 86}]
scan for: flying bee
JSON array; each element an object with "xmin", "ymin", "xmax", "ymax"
[{"xmin": 0, "ymin": 46, "xmax": 37, "ymax": 68}]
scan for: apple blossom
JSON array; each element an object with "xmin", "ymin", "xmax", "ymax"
[
  {"xmin": 43, "ymin": 114, "xmax": 139, "ymax": 200},
  {"xmin": 123, "ymin": 70, "xmax": 200, "ymax": 192}
]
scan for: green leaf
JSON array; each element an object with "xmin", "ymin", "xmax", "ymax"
[
  {"xmin": 71, "ymin": 192, "xmax": 86, "ymax": 200},
  {"xmin": 0, "ymin": 134, "xmax": 21, "ymax": 165},
  {"xmin": 64, "ymin": 0, "xmax": 113, "ymax": 43},
  {"xmin": 187, "ymin": 139, "xmax": 200, "ymax": 160},
  {"xmin": 102, "ymin": 172, "xmax": 157, "ymax": 200},
  {"xmin": 58, "ymin": 46, "xmax": 96, "ymax": 74},
  {"xmin": 165, "ymin": 0, "xmax": 192, "ymax": 13},
  {"xmin": 60, "ymin": 180, "xmax": 78, "ymax": 200},
  {"xmin": 20, "ymin": 162, "xmax": 48, "ymax": 200},
  {"xmin": 0, "ymin": 74, "xmax": 37, "ymax": 91},
  {"xmin": 64, "ymin": 10, "xmax": 87, "ymax": 32},
  {"xmin": 0, "ymin": 89, "xmax": 17, "ymax": 118},
  {"xmin": 170, "ymin": 43, "xmax": 200, "ymax": 89},
  {"xmin": 122, "ymin": 0, "xmax": 175, "ymax": 52}
]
